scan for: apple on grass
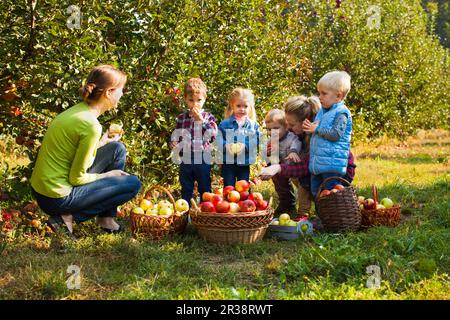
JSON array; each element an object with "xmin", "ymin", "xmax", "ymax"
[{"xmin": 175, "ymin": 199, "xmax": 189, "ymax": 213}]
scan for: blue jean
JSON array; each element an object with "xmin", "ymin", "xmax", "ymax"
[
  {"xmin": 180, "ymin": 162, "xmax": 212, "ymax": 204},
  {"xmin": 32, "ymin": 142, "xmax": 141, "ymax": 223},
  {"xmin": 311, "ymin": 172, "xmax": 352, "ymax": 199},
  {"xmin": 221, "ymin": 164, "xmax": 250, "ymax": 187}
]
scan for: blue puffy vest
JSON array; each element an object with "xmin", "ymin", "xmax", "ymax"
[{"xmin": 309, "ymin": 101, "xmax": 352, "ymax": 175}]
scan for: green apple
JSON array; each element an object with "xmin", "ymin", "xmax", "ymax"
[
  {"xmin": 158, "ymin": 206, "xmax": 173, "ymax": 216},
  {"xmin": 146, "ymin": 207, "xmax": 159, "ymax": 215},
  {"xmin": 175, "ymin": 199, "xmax": 189, "ymax": 212},
  {"xmin": 132, "ymin": 207, "xmax": 145, "ymax": 215},
  {"xmin": 301, "ymin": 224, "xmax": 309, "ymax": 232},
  {"xmin": 287, "ymin": 220, "xmax": 297, "ymax": 227},
  {"xmin": 279, "ymin": 213, "xmax": 290, "ymax": 222},
  {"xmin": 157, "ymin": 200, "xmax": 172, "ymax": 210},
  {"xmin": 380, "ymin": 198, "xmax": 394, "ymax": 209}
]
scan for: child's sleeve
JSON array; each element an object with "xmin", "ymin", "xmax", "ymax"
[
  {"xmin": 203, "ymin": 113, "xmax": 218, "ymax": 142},
  {"xmin": 289, "ymin": 135, "xmax": 302, "ymax": 154},
  {"xmin": 315, "ymin": 113, "xmax": 348, "ymax": 141}
]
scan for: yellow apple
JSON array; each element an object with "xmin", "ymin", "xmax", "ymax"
[
  {"xmin": 279, "ymin": 213, "xmax": 290, "ymax": 222},
  {"xmin": 158, "ymin": 206, "xmax": 173, "ymax": 216},
  {"xmin": 287, "ymin": 220, "xmax": 297, "ymax": 227},
  {"xmin": 146, "ymin": 207, "xmax": 159, "ymax": 216},
  {"xmin": 229, "ymin": 202, "xmax": 240, "ymax": 213},
  {"xmin": 175, "ymin": 199, "xmax": 189, "ymax": 212},
  {"xmin": 140, "ymin": 199, "xmax": 153, "ymax": 211},
  {"xmin": 108, "ymin": 123, "xmax": 123, "ymax": 137},
  {"xmin": 132, "ymin": 207, "xmax": 145, "ymax": 214},
  {"xmin": 271, "ymin": 220, "xmax": 280, "ymax": 225}
]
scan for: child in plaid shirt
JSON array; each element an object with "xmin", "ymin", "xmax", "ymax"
[
  {"xmin": 171, "ymin": 78, "xmax": 217, "ymax": 203},
  {"xmin": 259, "ymin": 95, "xmax": 356, "ymax": 220}
]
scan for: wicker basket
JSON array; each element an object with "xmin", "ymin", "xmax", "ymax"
[
  {"xmin": 130, "ymin": 185, "xmax": 188, "ymax": 240},
  {"xmin": 189, "ymin": 198, "xmax": 274, "ymax": 245},
  {"xmin": 315, "ymin": 177, "xmax": 361, "ymax": 233},
  {"xmin": 361, "ymin": 185, "xmax": 401, "ymax": 227}
]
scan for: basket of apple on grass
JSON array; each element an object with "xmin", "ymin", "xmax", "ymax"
[
  {"xmin": 268, "ymin": 214, "xmax": 314, "ymax": 240},
  {"xmin": 190, "ymin": 180, "xmax": 274, "ymax": 245},
  {"xmin": 358, "ymin": 185, "xmax": 401, "ymax": 228},
  {"xmin": 315, "ymin": 177, "xmax": 361, "ymax": 233},
  {"xmin": 129, "ymin": 185, "xmax": 190, "ymax": 240}
]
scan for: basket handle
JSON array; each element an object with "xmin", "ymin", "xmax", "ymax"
[
  {"xmin": 315, "ymin": 176, "xmax": 352, "ymax": 201},
  {"xmin": 372, "ymin": 185, "xmax": 379, "ymax": 203},
  {"xmin": 144, "ymin": 185, "xmax": 176, "ymax": 210}
]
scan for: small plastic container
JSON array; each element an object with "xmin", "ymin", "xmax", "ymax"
[{"xmin": 267, "ymin": 218, "xmax": 313, "ymax": 240}]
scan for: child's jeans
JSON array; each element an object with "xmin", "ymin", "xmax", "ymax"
[
  {"xmin": 180, "ymin": 162, "xmax": 212, "ymax": 203},
  {"xmin": 32, "ymin": 142, "xmax": 141, "ymax": 223},
  {"xmin": 311, "ymin": 172, "xmax": 346, "ymax": 199},
  {"xmin": 271, "ymin": 174, "xmax": 296, "ymax": 214},
  {"xmin": 221, "ymin": 164, "xmax": 250, "ymax": 187}
]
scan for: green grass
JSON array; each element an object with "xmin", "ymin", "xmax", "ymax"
[{"xmin": 0, "ymin": 130, "xmax": 449, "ymax": 300}]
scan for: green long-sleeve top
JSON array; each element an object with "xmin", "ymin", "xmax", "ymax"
[{"xmin": 30, "ymin": 102, "xmax": 102, "ymax": 198}]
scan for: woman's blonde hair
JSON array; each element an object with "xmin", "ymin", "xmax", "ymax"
[
  {"xmin": 284, "ymin": 95, "xmax": 321, "ymax": 151},
  {"xmin": 79, "ymin": 65, "xmax": 127, "ymax": 104},
  {"xmin": 284, "ymin": 95, "xmax": 321, "ymax": 123},
  {"xmin": 224, "ymin": 88, "xmax": 257, "ymax": 122}
]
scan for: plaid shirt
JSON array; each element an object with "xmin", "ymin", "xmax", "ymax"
[
  {"xmin": 280, "ymin": 151, "xmax": 356, "ymax": 180},
  {"xmin": 172, "ymin": 110, "xmax": 217, "ymax": 153}
]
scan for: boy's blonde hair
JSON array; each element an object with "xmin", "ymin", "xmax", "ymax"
[
  {"xmin": 264, "ymin": 109, "xmax": 287, "ymax": 127},
  {"xmin": 317, "ymin": 71, "xmax": 351, "ymax": 98},
  {"xmin": 184, "ymin": 78, "xmax": 207, "ymax": 97},
  {"xmin": 224, "ymin": 88, "xmax": 257, "ymax": 122}
]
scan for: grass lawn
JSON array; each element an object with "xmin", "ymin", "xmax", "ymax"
[{"xmin": 0, "ymin": 130, "xmax": 449, "ymax": 300}]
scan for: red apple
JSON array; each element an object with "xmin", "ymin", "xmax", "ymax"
[
  {"xmin": 200, "ymin": 202, "xmax": 216, "ymax": 213},
  {"xmin": 363, "ymin": 198, "xmax": 377, "ymax": 210},
  {"xmin": 202, "ymin": 192, "xmax": 215, "ymax": 202},
  {"xmin": 334, "ymin": 184, "xmax": 345, "ymax": 191},
  {"xmin": 238, "ymin": 200, "xmax": 256, "ymax": 212},
  {"xmin": 239, "ymin": 191, "xmax": 249, "ymax": 201},
  {"xmin": 320, "ymin": 190, "xmax": 331, "ymax": 198},
  {"xmin": 235, "ymin": 180, "xmax": 250, "ymax": 192},
  {"xmin": 330, "ymin": 189, "xmax": 339, "ymax": 194},
  {"xmin": 249, "ymin": 192, "xmax": 264, "ymax": 202},
  {"xmin": 256, "ymin": 200, "xmax": 269, "ymax": 211},
  {"xmin": 227, "ymin": 190, "xmax": 240, "ymax": 203},
  {"xmin": 215, "ymin": 200, "xmax": 231, "ymax": 213},
  {"xmin": 223, "ymin": 186, "xmax": 235, "ymax": 198},
  {"xmin": 211, "ymin": 195, "xmax": 223, "ymax": 206}
]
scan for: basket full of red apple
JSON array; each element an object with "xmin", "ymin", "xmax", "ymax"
[
  {"xmin": 316, "ymin": 177, "xmax": 361, "ymax": 232},
  {"xmin": 358, "ymin": 185, "xmax": 401, "ymax": 227},
  {"xmin": 129, "ymin": 185, "xmax": 190, "ymax": 240},
  {"xmin": 189, "ymin": 180, "xmax": 274, "ymax": 244}
]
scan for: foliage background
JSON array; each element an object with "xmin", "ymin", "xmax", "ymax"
[{"xmin": 0, "ymin": 0, "xmax": 449, "ymax": 186}]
